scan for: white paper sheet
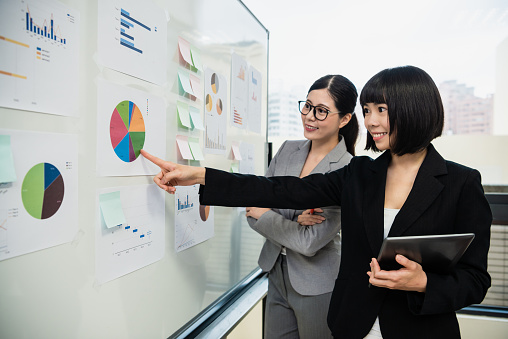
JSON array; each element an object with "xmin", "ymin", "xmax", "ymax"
[
  {"xmin": 230, "ymin": 53, "xmax": 248, "ymax": 128},
  {"xmin": 0, "ymin": 0, "xmax": 79, "ymax": 116},
  {"xmin": 95, "ymin": 184, "xmax": 165, "ymax": 284},
  {"xmin": 0, "ymin": 129, "xmax": 78, "ymax": 261},
  {"xmin": 98, "ymin": 0, "xmax": 167, "ymax": 85},
  {"xmin": 96, "ymin": 78, "xmax": 166, "ymax": 176},
  {"xmin": 204, "ymin": 68, "xmax": 227, "ymax": 154},
  {"xmin": 174, "ymin": 185, "xmax": 214, "ymax": 252},
  {"xmin": 248, "ymin": 66, "xmax": 262, "ymax": 134}
]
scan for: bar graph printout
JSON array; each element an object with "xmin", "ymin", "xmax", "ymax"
[
  {"xmin": 98, "ymin": 0, "xmax": 167, "ymax": 85},
  {"xmin": 174, "ymin": 185, "xmax": 214, "ymax": 252},
  {"xmin": 0, "ymin": 129, "xmax": 78, "ymax": 261},
  {"xmin": 96, "ymin": 184, "xmax": 165, "ymax": 284},
  {"xmin": 0, "ymin": 0, "xmax": 79, "ymax": 116}
]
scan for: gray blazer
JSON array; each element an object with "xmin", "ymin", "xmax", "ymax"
[{"xmin": 248, "ymin": 139, "xmax": 352, "ymax": 295}]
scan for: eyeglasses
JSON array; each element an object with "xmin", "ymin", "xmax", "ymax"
[{"xmin": 298, "ymin": 101, "xmax": 340, "ymax": 121}]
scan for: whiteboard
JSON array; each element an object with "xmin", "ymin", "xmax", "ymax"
[{"xmin": 0, "ymin": 0, "xmax": 268, "ymax": 337}]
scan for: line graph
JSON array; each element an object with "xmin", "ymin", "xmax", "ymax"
[{"xmin": 174, "ymin": 185, "xmax": 214, "ymax": 252}]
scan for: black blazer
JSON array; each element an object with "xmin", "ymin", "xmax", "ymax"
[{"xmin": 199, "ymin": 144, "xmax": 492, "ymax": 339}]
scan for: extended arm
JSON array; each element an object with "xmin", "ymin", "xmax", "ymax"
[
  {"xmin": 141, "ymin": 148, "xmax": 350, "ymax": 209},
  {"xmin": 199, "ymin": 167, "xmax": 345, "ymax": 209}
]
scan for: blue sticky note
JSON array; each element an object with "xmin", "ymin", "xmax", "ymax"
[
  {"xmin": 99, "ymin": 191, "xmax": 126, "ymax": 229},
  {"xmin": 0, "ymin": 135, "xmax": 17, "ymax": 183}
]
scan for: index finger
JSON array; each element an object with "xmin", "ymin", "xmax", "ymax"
[{"xmin": 140, "ymin": 149, "xmax": 166, "ymax": 168}]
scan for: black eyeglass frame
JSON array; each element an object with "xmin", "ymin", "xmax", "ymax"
[{"xmin": 298, "ymin": 101, "xmax": 341, "ymax": 121}]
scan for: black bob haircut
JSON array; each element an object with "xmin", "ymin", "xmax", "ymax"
[{"xmin": 360, "ymin": 65, "xmax": 444, "ymax": 156}]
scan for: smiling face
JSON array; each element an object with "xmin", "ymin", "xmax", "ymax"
[
  {"xmin": 301, "ymin": 89, "xmax": 350, "ymax": 145},
  {"xmin": 363, "ymin": 102, "xmax": 394, "ymax": 151}
]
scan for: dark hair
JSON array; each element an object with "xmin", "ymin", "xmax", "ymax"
[
  {"xmin": 360, "ymin": 65, "xmax": 444, "ymax": 155},
  {"xmin": 308, "ymin": 75, "xmax": 359, "ymax": 155}
]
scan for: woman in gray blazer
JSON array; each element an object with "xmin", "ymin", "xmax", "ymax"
[{"xmin": 244, "ymin": 75, "xmax": 359, "ymax": 338}]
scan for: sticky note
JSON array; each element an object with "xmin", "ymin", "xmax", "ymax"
[
  {"xmin": 178, "ymin": 70, "xmax": 195, "ymax": 96},
  {"xmin": 188, "ymin": 137, "xmax": 204, "ymax": 161},
  {"xmin": 176, "ymin": 135, "xmax": 193, "ymax": 160},
  {"xmin": 189, "ymin": 106, "xmax": 204, "ymax": 130},
  {"xmin": 189, "ymin": 74, "xmax": 203, "ymax": 100},
  {"xmin": 231, "ymin": 142, "xmax": 242, "ymax": 160},
  {"xmin": 177, "ymin": 101, "xmax": 191, "ymax": 128},
  {"xmin": 99, "ymin": 191, "xmax": 126, "ymax": 229},
  {"xmin": 0, "ymin": 135, "xmax": 17, "ymax": 183},
  {"xmin": 190, "ymin": 47, "xmax": 202, "ymax": 71},
  {"xmin": 178, "ymin": 37, "xmax": 193, "ymax": 65},
  {"xmin": 230, "ymin": 163, "xmax": 239, "ymax": 173}
]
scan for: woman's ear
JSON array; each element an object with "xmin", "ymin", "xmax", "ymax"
[{"xmin": 338, "ymin": 113, "xmax": 352, "ymax": 128}]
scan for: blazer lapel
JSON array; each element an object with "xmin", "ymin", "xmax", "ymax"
[
  {"xmin": 388, "ymin": 144, "xmax": 447, "ymax": 236},
  {"xmin": 311, "ymin": 138, "xmax": 348, "ymax": 175},
  {"xmin": 286, "ymin": 140, "xmax": 311, "ymax": 177},
  {"xmin": 363, "ymin": 151, "xmax": 390, "ymax": 256}
]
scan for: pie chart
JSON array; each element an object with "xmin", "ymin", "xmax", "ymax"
[
  {"xmin": 110, "ymin": 100, "xmax": 145, "ymax": 162},
  {"xmin": 216, "ymin": 98, "xmax": 223, "ymax": 115},
  {"xmin": 199, "ymin": 205, "xmax": 210, "ymax": 221},
  {"xmin": 211, "ymin": 73, "xmax": 219, "ymax": 94},
  {"xmin": 205, "ymin": 94, "xmax": 212, "ymax": 112},
  {"xmin": 21, "ymin": 163, "xmax": 64, "ymax": 219}
]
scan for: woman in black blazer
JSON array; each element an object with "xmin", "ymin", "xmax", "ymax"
[{"xmin": 141, "ymin": 66, "xmax": 492, "ymax": 339}]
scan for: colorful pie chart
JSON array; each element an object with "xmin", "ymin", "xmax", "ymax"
[
  {"xmin": 216, "ymin": 98, "xmax": 223, "ymax": 115},
  {"xmin": 21, "ymin": 163, "xmax": 65, "ymax": 219},
  {"xmin": 199, "ymin": 205, "xmax": 210, "ymax": 221},
  {"xmin": 211, "ymin": 73, "xmax": 219, "ymax": 94},
  {"xmin": 110, "ymin": 100, "xmax": 145, "ymax": 162},
  {"xmin": 206, "ymin": 94, "xmax": 212, "ymax": 112}
]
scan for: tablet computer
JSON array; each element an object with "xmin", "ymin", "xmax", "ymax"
[{"xmin": 377, "ymin": 233, "xmax": 475, "ymax": 273}]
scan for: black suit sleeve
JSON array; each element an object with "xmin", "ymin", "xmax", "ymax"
[{"xmin": 198, "ymin": 158, "xmax": 355, "ymax": 209}]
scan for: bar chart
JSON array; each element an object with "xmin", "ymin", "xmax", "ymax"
[
  {"xmin": 119, "ymin": 8, "xmax": 151, "ymax": 54},
  {"xmin": 98, "ymin": 0, "xmax": 167, "ymax": 85},
  {"xmin": 177, "ymin": 194, "xmax": 194, "ymax": 211},
  {"xmin": 25, "ymin": 5, "xmax": 67, "ymax": 44},
  {"xmin": 0, "ymin": 0, "xmax": 79, "ymax": 116}
]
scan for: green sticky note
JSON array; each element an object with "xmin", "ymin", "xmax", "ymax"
[
  {"xmin": 190, "ymin": 47, "xmax": 202, "ymax": 71},
  {"xmin": 189, "ymin": 106, "xmax": 204, "ymax": 130},
  {"xmin": 177, "ymin": 101, "xmax": 191, "ymax": 128},
  {"xmin": 178, "ymin": 70, "xmax": 195, "ymax": 96},
  {"xmin": 0, "ymin": 135, "xmax": 17, "ymax": 183},
  {"xmin": 230, "ymin": 163, "xmax": 239, "ymax": 173},
  {"xmin": 188, "ymin": 137, "xmax": 204, "ymax": 161},
  {"xmin": 99, "ymin": 191, "xmax": 126, "ymax": 229}
]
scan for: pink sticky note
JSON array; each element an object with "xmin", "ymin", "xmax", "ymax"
[
  {"xmin": 176, "ymin": 135, "xmax": 193, "ymax": 160},
  {"xmin": 178, "ymin": 37, "xmax": 193, "ymax": 66},
  {"xmin": 231, "ymin": 142, "xmax": 242, "ymax": 160},
  {"xmin": 189, "ymin": 74, "xmax": 203, "ymax": 100}
]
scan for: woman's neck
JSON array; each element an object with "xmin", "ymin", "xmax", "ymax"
[
  {"xmin": 389, "ymin": 148, "xmax": 428, "ymax": 170},
  {"xmin": 309, "ymin": 136, "xmax": 340, "ymax": 157}
]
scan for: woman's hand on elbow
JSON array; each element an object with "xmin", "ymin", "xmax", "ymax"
[
  {"xmin": 246, "ymin": 207, "xmax": 270, "ymax": 220},
  {"xmin": 367, "ymin": 255, "xmax": 427, "ymax": 293},
  {"xmin": 297, "ymin": 208, "xmax": 326, "ymax": 226}
]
